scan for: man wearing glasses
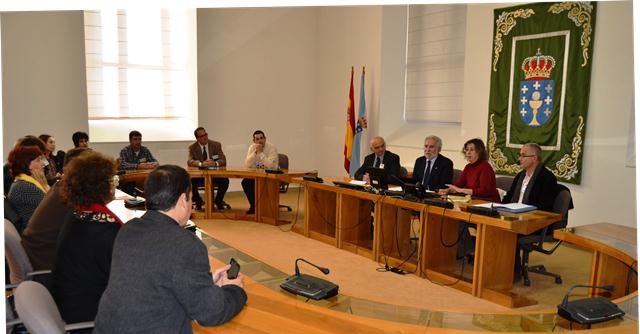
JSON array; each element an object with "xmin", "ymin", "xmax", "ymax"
[
  {"xmin": 187, "ymin": 127, "xmax": 231, "ymax": 211},
  {"xmin": 503, "ymin": 142, "xmax": 558, "ymax": 282},
  {"xmin": 503, "ymin": 142, "xmax": 557, "ymax": 211}
]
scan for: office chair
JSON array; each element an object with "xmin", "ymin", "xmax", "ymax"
[
  {"xmin": 518, "ymin": 184, "xmax": 573, "ymax": 286},
  {"xmin": 4, "ymin": 219, "xmax": 51, "ymax": 286},
  {"xmin": 495, "ymin": 175, "xmax": 515, "ymax": 201},
  {"xmin": 278, "ymin": 154, "xmax": 292, "ymax": 212},
  {"xmin": 452, "ymin": 169, "xmax": 462, "ymax": 184},
  {"xmin": 14, "ymin": 281, "xmax": 95, "ymax": 334}
]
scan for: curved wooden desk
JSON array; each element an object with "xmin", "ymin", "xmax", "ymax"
[
  {"xmin": 120, "ymin": 167, "xmax": 309, "ymax": 224},
  {"xmin": 554, "ymin": 223, "xmax": 637, "ymax": 299},
  {"xmin": 192, "ymin": 227, "xmax": 638, "ymax": 333},
  {"xmin": 300, "ymin": 178, "xmax": 561, "ymax": 307}
]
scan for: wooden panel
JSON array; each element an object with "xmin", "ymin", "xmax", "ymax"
[
  {"xmin": 305, "ymin": 187, "xmax": 337, "ymax": 241},
  {"xmin": 338, "ymin": 194, "xmax": 374, "ymax": 253}
]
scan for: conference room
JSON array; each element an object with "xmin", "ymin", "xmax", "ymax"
[{"xmin": 2, "ymin": 2, "xmax": 637, "ymax": 333}]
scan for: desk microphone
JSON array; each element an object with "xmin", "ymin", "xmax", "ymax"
[
  {"xmin": 280, "ymin": 258, "xmax": 338, "ymax": 300},
  {"xmin": 557, "ymin": 284, "xmax": 624, "ymax": 325},
  {"xmin": 294, "ymin": 258, "xmax": 330, "ymax": 276}
]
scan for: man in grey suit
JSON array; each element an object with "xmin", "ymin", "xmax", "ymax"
[
  {"xmin": 187, "ymin": 126, "xmax": 230, "ymax": 211},
  {"xmin": 94, "ymin": 165, "xmax": 247, "ymax": 334}
]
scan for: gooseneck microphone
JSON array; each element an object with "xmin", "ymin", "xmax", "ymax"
[
  {"xmin": 560, "ymin": 284, "xmax": 615, "ymax": 307},
  {"xmin": 294, "ymin": 258, "xmax": 330, "ymax": 276},
  {"xmin": 281, "ymin": 258, "xmax": 338, "ymax": 300},
  {"xmin": 556, "ymin": 284, "xmax": 624, "ymax": 325}
]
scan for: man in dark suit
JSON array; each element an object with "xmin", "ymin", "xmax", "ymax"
[
  {"xmin": 187, "ymin": 127, "xmax": 230, "ymax": 211},
  {"xmin": 94, "ymin": 165, "xmax": 247, "ymax": 333},
  {"xmin": 503, "ymin": 142, "xmax": 558, "ymax": 281},
  {"xmin": 411, "ymin": 135, "xmax": 453, "ymax": 191},
  {"xmin": 354, "ymin": 136, "xmax": 401, "ymax": 184}
]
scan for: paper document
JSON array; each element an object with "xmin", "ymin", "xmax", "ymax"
[
  {"xmin": 349, "ymin": 180, "xmax": 366, "ymax": 186},
  {"xmin": 388, "ymin": 186, "xmax": 403, "ymax": 192},
  {"xmin": 471, "ymin": 202, "xmax": 537, "ymax": 213}
]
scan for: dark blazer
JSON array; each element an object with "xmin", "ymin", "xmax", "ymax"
[
  {"xmin": 503, "ymin": 164, "xmax": 557, "ymax": 212},
  {"xmin": 94, "ymin": 211, "xmax": 247, "ymax": 334},
  {"xmin": 187, "ymin": 140, "xmax": 227, "ymax": 167},
  {"xmin": 354, "ymin": 151, "xmax": 401, "ymax": 183},
  {"xmin": 411, "ymin": 154, "xmax": 454, "ymax": 190}
]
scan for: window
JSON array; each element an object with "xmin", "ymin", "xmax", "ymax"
[
  {"xmin": 405, "ymin": 4, "xmax": 467, "ymax": 123},
  {"xmin": 84, "ymin": 9, "xmax": 197, "ymax": 142}
]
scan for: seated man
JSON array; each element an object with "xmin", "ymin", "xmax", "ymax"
[
  {"xmin": 241, "ymin": 130, "xmax": 278, "ymax": 214},
  {"xmin": 354, "ymin": 136, "xmax": 401, "ymax": 185},
  {"xmin": 118, "ymin": 130, "xmax": 159, "ymax": 195},
  {"xmin": 94, "ymin": 165, "xmax": 247, "ymax": 333},
  {"xmin": 411, "ymin": 135, "xmax": 453, "ymax": 191},
  {"xmin": 503, "ymin": 142, "xmax": 558, "ymax": 281},
  {"xmin": 187, "ymin": 127, "xmax": 230, "ymax": 211}
]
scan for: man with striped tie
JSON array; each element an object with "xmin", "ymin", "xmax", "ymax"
[{"xmin": 411, "ymin": 135, "xmax": 453, "ymax": 191}]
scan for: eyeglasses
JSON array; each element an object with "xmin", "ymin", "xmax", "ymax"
[
  {"xmin": 109, "ymin": 175, "xmax": 120, "ymax": 184},
  {"xmin": 196, "ymin": 132, "xmax": 208, "ymax": 138},
  {"xmin": 518, "ymin": 154, "xmax": 535, "ymax": 158}
]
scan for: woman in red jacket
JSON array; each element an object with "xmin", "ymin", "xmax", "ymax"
[{"xmin": 440, "ymin": 138, "xmax": 500, "ymax": 202}]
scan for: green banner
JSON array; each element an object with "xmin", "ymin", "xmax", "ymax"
[{"xmin": 487, "ymin": 2, "xmax": 597, "ymax": 184}]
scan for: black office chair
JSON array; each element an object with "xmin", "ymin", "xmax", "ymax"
[
  {"xmin": 452, "ymin": 168, "xmax": 462, "ymax": 184},
  {"xmin": 518, "ymin": 183, "xmax": 574, "ymax": 286},
  {"xmin": 278, "ymin": 154, "xmax": 292, "ymax": 212}
]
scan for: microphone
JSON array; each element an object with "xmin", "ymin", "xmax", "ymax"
[
  {"xmin": 557, "ymin": 284, "xmax": 624, "ymax": 325},
  {"xmin": 389, "ymin": 174, "xmax": 406, "ymax": 186},
  {"xmin": 294, "ymin": 258, "xmax": 330, "ymax": 276},
  {"xmin": 560, "ymin": 284, "xmax": 615, "ymax": 307},
  {"xmin": 133, "ymin": 187, "xmax": 144, "ymax": 198}
]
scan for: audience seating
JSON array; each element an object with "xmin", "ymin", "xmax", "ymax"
[{"xmin": 14, "ymin": 281, "xmax": 94, "ymax": 334}]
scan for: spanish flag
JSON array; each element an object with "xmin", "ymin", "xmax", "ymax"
[{"xmin": 343, "ymin": 67, "xmax": 355, "ymax": 173}]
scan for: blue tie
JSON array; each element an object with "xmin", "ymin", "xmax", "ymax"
[{"xmin": 422, "ymin": 159, "xmax": 432, "ymax": 188}]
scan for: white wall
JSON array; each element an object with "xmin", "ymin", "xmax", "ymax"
[{"xmin": 1, "ymin": 3, "xmax": 636, "ymax": 227}]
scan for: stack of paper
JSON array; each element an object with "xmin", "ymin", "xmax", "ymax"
[{"xmin": 471, "ymin": 202, "xmax": 537, "ymax": 213}]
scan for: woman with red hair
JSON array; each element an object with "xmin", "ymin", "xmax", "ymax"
[{"xmin": 7, "ymin": 145, "xmax": 50, "ymax": 233}]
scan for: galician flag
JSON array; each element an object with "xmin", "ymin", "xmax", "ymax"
[
  {"xmin": 343, "ymin": 67, "xmax": 355, "ymax": 173},
  {"xmin": 349, "ymin": 67, "xmax": 367, "ymax": 177}
]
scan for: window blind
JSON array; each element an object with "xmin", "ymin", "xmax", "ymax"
[{"xmin": 405, "ymin": 4, "xmax": 467, "ymax": 123}]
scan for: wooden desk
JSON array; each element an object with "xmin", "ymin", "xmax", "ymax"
[
  {"xmin": 121, "ymin": 167, "xmax": 308, "ymax": 225},
  {"xmin": 300, "ymin": 179, "xmax": 561, "ymax": 307},
  {"xmin": 555, "ymin": 223, "xmax": 638, "ymax": 299},
  {"xmin": 421, "ymin": 202, "xmax": 560, "ymax": 307}
]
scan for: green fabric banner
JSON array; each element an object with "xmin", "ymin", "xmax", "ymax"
[{"xmin": 487, "ymin": 2, "xmax": 597, "ymax": 184}]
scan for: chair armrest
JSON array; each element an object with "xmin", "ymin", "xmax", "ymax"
[
  {"xmin": 26, "ymin": 270, "xmax": 52, "ymax": 278},
  {"xmin": 65, "ymin": 321, "xmax": 95, "ymax": 331},
  {"xmin": 6, "ymin": 318, "xmax": 22, "ymax": 327}
]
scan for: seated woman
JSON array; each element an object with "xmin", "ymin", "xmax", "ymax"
[
  {"xmin": 38, "ymin": 134, "xmax": 62, "ymax": 185},
  {"xmin": 439, "ymin": 138, "xmax": 500, "ymax": 260},
  {"xmin": 53, "ymin": 151, "xmax": 123, "ymax": 324},
  {"xmin": 440, "ymin": 138, "xmax": 500, "ymax": 202},
  {"xmin": 7, "ymin": 145, "xmax": 50, "ymax": 233}
]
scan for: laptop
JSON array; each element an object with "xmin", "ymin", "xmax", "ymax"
[{"xmin": 366, "ymin": 167, "xmax": 388, "ymax": 190}]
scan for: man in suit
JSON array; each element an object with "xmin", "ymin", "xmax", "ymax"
[
  {"xmin": 94, "ymin": 165, "xmax": 247, "ymax": 333},
  {"xmin": 411, "ymin": 135, "xmax": 453, "ymax": 191},
  {"xmin": 187, "ymin": 127, "xmax": 230, "ymax": 211},
  {"xmin": 354, "ymin": 136, "xmax": 401, "ymax": 184},
  {"xmin": 503, "ymin": 142, "xmax": 558, "ymax": 281}
]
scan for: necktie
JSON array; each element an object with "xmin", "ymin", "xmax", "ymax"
[
  {"xmin": 422, "ymin": 159, "xmax": 432, "ymax": 188},
  {"xmin": 202, "ymin": 146, "xmax": 208, "ymax": 161},
  {"xmin": 374, "ymin": 156, "xmax": 381, "ymax": 168}
]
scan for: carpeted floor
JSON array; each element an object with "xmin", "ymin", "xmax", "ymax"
[{"xmin": 195, "ymin": 187, "xmax": 594, "ymax": 313}]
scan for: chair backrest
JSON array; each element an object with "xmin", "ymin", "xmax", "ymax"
[
  {"xmin": 452, "ymin": 169, "xmax": 462, "ymax": 183},
  {"xmin": 4, "ymin": 219, "xmax": 34, "ymax": 284},
  {"xmin": 278, "ymin": 153, "xmax": 289, "ymax": 170},
  {"xmin": 550, "ymin": 184, "xmax": 573, "ymax": 230},
  {"xmin": 495, "ymin": 175, "xmax": 514, "ymax": 192},
  {"xmin": 14, "ymin": 281, "xmax": 66, "ymax": 334},
  {"xmin": 4, "ymin": 197, "xmax": 24, "ymax": 233}
]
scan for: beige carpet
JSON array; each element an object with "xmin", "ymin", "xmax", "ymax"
[{"xmin": 195, "ymin": 189, "xmax": 593, "ymax": 313}]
